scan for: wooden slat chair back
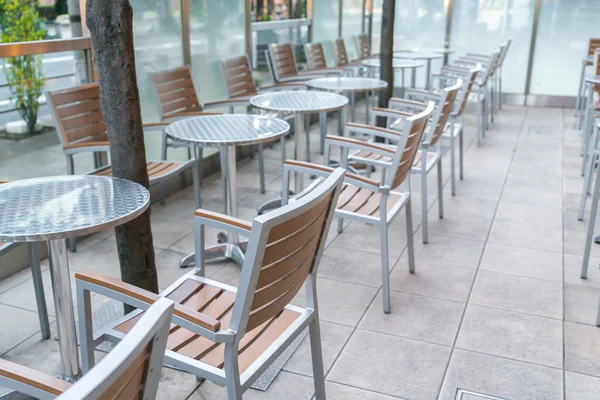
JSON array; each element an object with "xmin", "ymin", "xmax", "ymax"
[
  {"xmin": 454, "ymin": 66, "xmax": 480, "ymax": 117},
  {"xmin": 0, "ymin": 299, "xmax": 173, "ymax": 400},
  {"xmin": 388, "ymin": 109, "xmax": 432, "ymax": 190},
  {"xmin": 268, "ymin": 43, "xmax": 299, "ymax": 81},
  {"xmin": 46, "ymin": 83, "xmax": 107, "ymax": 150},
  {"xmin": 354, "ymin": 33, "xmax": 370, "ymax": 59},
  {"xmin": 219, "ymin": 55, "xmax": 258, "ymax": 99},
  {"xmin": 232, "ymin": 168, "xmax": 344, "ymax": 333},
  {"xmin": 304, "ymin": 42, "xmax": 328, "ymax": 70},
  {"xmin": 332, "ymin": 38, "xmax": 350, "ymax": 66},
  {"xmin": 476, "ymin": 51, "xmax": 500, "ymax": 87},
  {"xmin": 498, "ymin": 38, "xmax": 513, "ymax": 66},
  {"xmin": 425, "ymin": 80, "xmax": 462, "ymax": 147},
  {"xmin": 588, "ymin": 38, "xmax": 600, "ymax": 56},
  {"xmin": 151, "ymin": 66, "xmax": 203, "ymax": 120}
]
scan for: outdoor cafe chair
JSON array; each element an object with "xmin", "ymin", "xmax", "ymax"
[
  {"xmin": 368, "ymin": 80, "xmax": 462, "ymax": 244},
  {"xmin": 0, "ymin": 298, "xmax": 173, "ymax": 400},
  {"xmin": 576, "ymin": 38, "xmax": 600, "ymax": 127},
  {"xmin": 331, "ymin": 38, "xmax": 366, "ymax": 71},
  {"xmin": 408, "ymin": 64, "xmax": 480, "ymax": 195},
  {"xmin": 46, "ymin": 83, "xmax": 197, "ymax": 252},
  {"xmin": 73, "ymin": 167, "xmax": 346, "ymax": 400},
  {"xmin": 151, "ymin": 66, "xmax": 272, "ymax": 192},
  {"xmin": 0, "ymin": 180, "xmax": 50, "ymax": 340},
  {"xmin": 283, "ymin": 101, "xmax": 434, "ymax": 313},
  {"xmin": 266, "ymin": 42, "xmax": 338, "ymax": 84},
  {"xmin": 304, "ymin": 42, "xmax": 349, "ymax": 75},
  {"xmin": 354, "ymin": 33, "xmax": 378, "ymax": 60}
]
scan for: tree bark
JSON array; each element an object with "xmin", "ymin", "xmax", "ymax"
[
  {"xmin": 86, "ymin": 0, "xmax": 159, "ymax": 299},
  {"xmin": 376, "ymin": 0, "xmax": 395, "ymax": 132}
]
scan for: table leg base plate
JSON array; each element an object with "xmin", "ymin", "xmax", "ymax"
[{"xmin": 180, "ymin": 242, "xmax": 248, "ymax": 268}]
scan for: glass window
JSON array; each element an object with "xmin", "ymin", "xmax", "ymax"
[
  {"xmin": 450, "ymin": 0, "xmax": 535, "ymax": 94},
  {"xmin": 530, "ymin": 0, "xmax": 600, "ymax": 96},
  {"xmin": 313, "ymin": 0, "xmax": 340, "ymax": 66},
  {"xmin": 342, "ymin": 0, "xmax": 365, "ymax": 60},
  {"xmin": 370, "ymin": 0, "xmax": 383, "ymax": 54}
]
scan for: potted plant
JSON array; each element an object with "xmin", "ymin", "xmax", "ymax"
[{"xmin": 0, "ymin": 0, "xmax": 46, "ymax": 135}]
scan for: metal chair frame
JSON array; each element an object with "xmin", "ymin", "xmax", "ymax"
[
  {"xmin": 0, "ymin": 298, "xmax": 173, "ymax": 400},
  {"xmin": 74, "ymin": 168, "xmax": 346, "ymax": 399}
]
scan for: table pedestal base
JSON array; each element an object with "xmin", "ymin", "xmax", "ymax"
[{"xmin": 180, "ymin": 241, "xmax": 248, "ymax": 268}]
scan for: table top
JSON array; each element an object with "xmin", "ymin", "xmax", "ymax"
[
  {"xmin": 166, "ymin": 114, "xmax": 290, "ymax": 147},
  {"xmin": 394, "ymin": 51, "xmax": 444, "ymax": 60},
  {"xmin": 585, "ymin": 75, "xmax": 600, "ymax": 84},
  {"xmin": 305, "ymin": 77, "xmax": 388, "ymax": 93},
  {"xmin": 250, "ymin": 90, "xmax": 348, "ymax": 113},
  {"xmin": 0, "ymin": 176, "xmax": 150, "ymax": 242},
  {"xmin": 361, "ymin": 59, "xmax": 424, "ymax": 69}
]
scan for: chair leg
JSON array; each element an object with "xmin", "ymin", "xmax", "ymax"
[
  {"xmin": 77, "ymin": 288, "xmax": 95, "ymax": 374},
  {"xmin": 437, "ymin": 159, "xmax": 444, "ymax": 219},
  {"xmin": 582, "ymin": 156, "xmax": 600, "ymax": 278},
  {"xmin": 68, "ymin": 238, "xmax": 77, "ymax": 253},
  {"xmin": 490, "ymin": 85, "xmax": 495, "ymax": 123},
  {"xmin": 477, "ymin": 97, "xmax": 483, "ymax": 147},
  {"xmin": 450, "ymin": 135, "xmax": 456, "ymax": 196},
  {"xmin": 380, "ymin": 222, "xmax": 391, "ymax": 314},
  {"xmin": 319, "ymin": 112, "xmax": 326, "ymax": 155},
  {"xmin": 258, "ymin": 143, "xmax": 265, "ymax": 194},
  {"xmin": 459, "ymin": 126, "xmax": 464, "ymax": 180},
  {"xmin": 309, "ymin": 317, "xmax": 327, "ymax": 400},
  {"xmin": 305, "ymin": 115, "xmax": 311, "ymax": 163},
  {"xmin": 28, "ymin": 243, "xmax": 50, "ymax": 340},
  {"xmin": 421, "ymin": 169, "xmax": 428, "ymax": 244},
  {"xmin": 579, "ymin": 153, "xmax": 595, "ymax": 221},
  {"xmin": 224, "ymin": 345, "xmax": 242, "ymax": 400},
  {"xmin": 337, "ymin": 216, "xmax": 344, "ymax": 234},
  {"xmin": 197, "ymin": 147, "xmax": 203, "ymax": 186},
  {"xmin": 405, "ymin": 198, "xmax": 416, "ymax": 273}
]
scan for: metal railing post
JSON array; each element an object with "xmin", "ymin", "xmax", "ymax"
[
  {"xmin": 524, "ymin": 0, "xmax": 542, "ymax": 105},
  {"xmin": 443, "ymin": 0, "xmax": 454, "ymax": 65},
  {"xmin": 181, "ymin": 0, "xmax": 192, "ymax": 66}
]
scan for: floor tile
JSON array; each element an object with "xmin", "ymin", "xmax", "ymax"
[
  {"xmin": 324, "ymin": 382, "xmax": 406, "ymax": 399},
  {"xmin": 488, "ymin": 220, "xmax": 562, "ymax": 253},
  {"xmin": 438, "ymin": 349, "xmax": 563, "ymax": 400},
  {"xmin": 150, "ymin": 218, "xmax": 194, "ymax": 249},
  {"xmin": 390, "ymin": 259, "xmax": 476, "ymax": 302},
  {"xmin": 564, "ymin": 284, "xmax": 600, "ymax": 326},
  {"xmin": 456, "ymin": 305, "xmax": 563, "ymax": 368},
  {"xmin": 318, "ymin": 245, "xmax": 392, "ymax": 288},
  {"xmin": 424, "ymin": 213, "xmax": 492, "ymax": 242},
  {"xmin": 565, "ymin": 371, "xmax": 600, "ymax": 400},
  {"xmin": 331, "ymin": 223, "xmax": 407, "ymax": 257},
  {"xmin": 469, "ymin": 270, "xmax": 562, "ymax": 319},
  {"xmin": 495, "ymin": 201, "xmax": 562, "ymax": 229},
  {"xmin": 0, "ymin": 304, "xmax": 48, "ymax": 355},
  {"xmin": 283, "ymin": 321, "xmax": 353, "ymax": 377},
  {"xmin": 359, "ymin": 291, "xmax": 464, "ymax": 346},
  {"xmin": 565, "ymin": 321, "xmax": 600, "ymax": 377},
  {"xmin": 564, "ymin": 254, "xmax": 600, "ymax": 288},
  {"xmin": 564, "ymin": 229, "xmax": 600, "ymax": 259},
  {"xmin": 327, "ymin": 329, "xmax": 451, "ymax": 400},
  {"xmin": 156, "ymin": 367, "xmax": 202, "ymax": 400},
  {"xmin": 479, "ymin": 243, "xmax": 563, "ymax": 282},
  {"xmin": 412, "ymin": 234, "xmax": 485, "ymax": 269}
]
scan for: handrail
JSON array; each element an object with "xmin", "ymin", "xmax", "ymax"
[
  {"xmin": 0, "ymin": 38, "xmax": 92, "ymax": 58},
  {"xmin": 251, "ymin": 18, "xmax": 312, "ymax": 32}
]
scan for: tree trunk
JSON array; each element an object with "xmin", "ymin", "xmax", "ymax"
[
  {"xmin": 85, "ymin": 0, "xmax": 159, "ymax": 300},
  {"xmin": 376, "ymin": 0, "xmax": 395, "ymax": 132}
]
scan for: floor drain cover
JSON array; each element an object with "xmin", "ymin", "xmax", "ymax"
[{"xmin": 455, "ymin": 389, "xmax": 511, "ymax": 400}]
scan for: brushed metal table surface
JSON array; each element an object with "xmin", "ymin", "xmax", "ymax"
[{"xmin": 305, "ymin": 77, "xmax": 388, "ymax": 93}]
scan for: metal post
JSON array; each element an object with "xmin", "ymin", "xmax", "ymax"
[
  {"xmin": 367, "ymin": 0, "xmax": 374, "ymax": 50},
  {"xmin": 245, "ymin": 0, "xmax": 253, "ymax": 61},
  {"xmin": 443, "ymin": 0, "xmax": 454, "ymax": 65},
  {"xmin": 294, "ymin": 112, "xmax": 305, "ymax": 193},
  {"xmin": 225, "ymin": 146, "xmax": 239, "ymax": 245},
  {"xmin": 181, "ymin": 0, "xmax": 192, "ymax": 66},
  {"xmin": 361, "ymin": 0, "xmax": 366, "ymax": 33},
  {"xmin": 338, "ymin": 0, "xmax": 343, "ymax": 38},
  {"xmin": 307, "ymin": 0, "xmax": 313, "ymax": 42},
  {"xmin": 524, "ymin": 0, "xmax": 542, "ymax": 105},
  {"xmin": 48, "ymin": 239, "xmax": 81, "ymax": 382}
]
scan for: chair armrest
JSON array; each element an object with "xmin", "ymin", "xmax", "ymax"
[
  {"xmin": 278, "ymin": 74, "xmax": 325, "ymax": 83},
  {"xmin": 142, "ymin": 122, "xmax": 171, "ymax": 134},
  {"xmin": 283, "ymin": 160, "xmax": 381, "ymax": 191},
  {"xmin": 258, "ymin": 82, "xmax": 305, "ymax": 91},
  {"xmin": 162, "ymin": 111, "xmax": 221, "ymax": 121},
  {"xmin": 194, "ymin": 209, "xmax": 252, "ymax": 237},
  {"xmin": 466, "ymin": 52, "xmax": 491, "ymax": 60},
  {"xmin": 404, "ymin": 88, "xmax": 441, "ymax": 102},
  {"xmin": 388, "ymin": 98, "xmax": 428, "ymax": 113},
  {"xmin": 345, "ymin": 122, "xmax": 403, "ymax": 142},
  {"xmin": 326, "ymin": 135, "xmax": 395, "ymax": 158},
  {"xmin": 75, "ymin": 271, "xmax": 222, "ymax": 332},
  {"xmin": 203, "ymin": 99, "xmax": 251, "ymax": 109},
  {"xmin": 0, "ymin": 359, "xmax": 72, "ymax": 397},
  {"xmin": 443, "ymin": 65, "xmax": 470, "ymax": 74}
]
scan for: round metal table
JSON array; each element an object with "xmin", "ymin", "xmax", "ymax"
[
  {"xmin": 0, "ymin": 175, "xmax": 150, "ymax": 382},
  {"xmin": 305, "ymin": 76, "xmax": 388, "ymax": 125},
  {"xmin": 394, "ymin": 51, "xmax": 444, "ymax": 89},
  {"xmin": 361, "ymin": 58, "xmax": 424, "ymax": 95},
  {"xmin": 166, "ymin": 115, "xmax": 290, "ymax": 267},
  {"xmin": 250, "ymin": 91, "xmax": 348, "ymax": 213}
]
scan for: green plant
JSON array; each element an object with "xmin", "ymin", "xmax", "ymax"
[{"xmin": 0, "ymin": 0, "xmax": 46, "ymax": 134}]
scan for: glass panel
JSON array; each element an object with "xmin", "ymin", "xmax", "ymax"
[
  {"xmin": 371, "ymin": 0, "xmax": 383, "ymax": 54},
  {"xmin": 313, "ymin": 0, "xmax": 340, "ymax": 66},
  {"xmin": 342, "ymin": 0, "xmax": 364, "ymax": 61},
  {"xmin": 394, "ymin": 0, "xmax": 446, "ymax": 88},
  {"xmin": 450, "ymin": 0, "xmax": 534, "ymax": 94},
  {"xmin": 530, "ymin": 0, "xmax": 600, "ymax": 96}
]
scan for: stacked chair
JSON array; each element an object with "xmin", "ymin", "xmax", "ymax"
[
  {"xmin": 0, "ymin": 298, "xmax": 174, "ymax": 400},
  {"xmin": 73, "ymin": 167, "xmax": 346, "ymax": 399},
  {"xmin": 576, "ymin": 38, "xmax": 600, "ymax": 128}
]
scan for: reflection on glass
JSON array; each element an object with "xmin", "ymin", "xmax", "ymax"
[
  {"xmin": 371, "ymin": 0, "xmax": 383, "ymax": 54},
  {"xmin": 342, "ymin": 0, "xmax": 364, "ymax": 61},
  {"xmin": 530, "ymin": 0, "xmax": 600, "ymax": 96},
  {"xmin": 130, "ymin": 0, "xmax": 184, "ymax": 122},
  {"xmin": 251, "ymin": 0, "xmax": 306, "ymax": 21},
  {"xmin": 451, "ymin": 0, "xmax": 534, "ymax": 94},
  {"xmin": 313, "ymin": 0, "xmax": 340, "ymax": 66}
]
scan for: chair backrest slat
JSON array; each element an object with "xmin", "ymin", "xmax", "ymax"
[
  {"xmin": 588, "ymin": 38, "xmax": 600, "ymax": 56},
  {"xmin": 219, "ymin": 55, "xmax": 258, "ymax": 99},
  {"xmin": 59, "ymin": 298, "xmax": 173, "ymax": 400},
  {"xmin": 455, "ymin": 66, "xmax": 480, "ymax": 117},
  {"xmin": 304, "ymin": 42, "xmax": 328, "ymax": 70},
  {"xmin": 229, "ymin": 169, "xmax": 345, "ymax": 333},
  {"xmin": 426, "ymin": 80, "xmax": 462, "ymax": 147},
  {"xmin": 151, "ymin": 66, "xmax": 202, "ymax": 120},
  {"xmin": 46, "ymin": 83, "xmax": 107, "ymax": 148},
  {"xmin": 332, "ymin": 38, "xmax": 350, "ymax": 66},
  {"xmin": 269, "ymin": 43, "xmax": 299, "ymax": 81},
  {"xmin": 354, "ymin": 33, "xmax": 370, "ymax": 59}
]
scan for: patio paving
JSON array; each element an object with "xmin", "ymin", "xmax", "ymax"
[{"xmin": 1, "ymin": 101, "xmax": 600, "ymax": 400}]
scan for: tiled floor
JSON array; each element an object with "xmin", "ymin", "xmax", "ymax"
[{"xmin": 1, "ymin": 102, "xmax": 600, "ymax": 400}]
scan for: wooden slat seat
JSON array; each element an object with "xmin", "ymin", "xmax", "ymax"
[
  {"xmin": 336, "ymin": 184, "xmax": 403, "ymax": 217},
  {"xmin": 113, "ymin": 272, "xmax": 302, "ymax": 374},
  {"xmin": 63, "ymin": 133, "xmax": 109, "ymax": 150},
  {"xmin": 91, "ymin": 161, "xmax": 187, "ymax": 182}
]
